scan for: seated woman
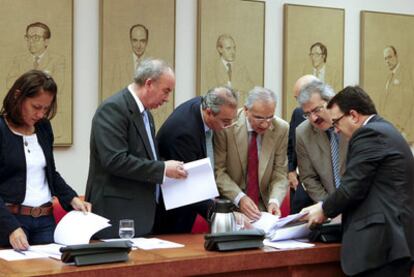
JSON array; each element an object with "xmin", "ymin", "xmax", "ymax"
[{"xmin": 0, "ymin": 70, "xmax": 91, "ymax": 250}]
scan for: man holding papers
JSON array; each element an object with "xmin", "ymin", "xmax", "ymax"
[
  {"xmin": 85, "ymin": 59, "xmax": 187, "ymax": 239},
  {"xmin": 214, "ymin": 87, "xmax": 289, "ymax": 220},
  {"xmin": 155, "ymin": 86, "xmax": 238, "ymax": 233}
]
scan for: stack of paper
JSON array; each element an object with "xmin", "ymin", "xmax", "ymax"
[
  {"xmin": 161, "ymin": 158, "xmax": 219, "ymax": 210},
  {"xmin": 252, "ymin": 212, "xmax": 311, "ymax": 241},
  {"xmin": 54, "ymin": 211, "xmax": 111, "ymax": 245}
]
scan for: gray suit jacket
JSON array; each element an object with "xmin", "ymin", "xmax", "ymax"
[
  {"xmin": 295, "ymin": 120, "xmax": 348, "ymax": 202},
  {"xmin": 214, "ymin": 110, "xmax": 289, "ymax": 210},
  {"xmin": 85, "ymin": 88, "xmax": 165, "ymax": 238}
]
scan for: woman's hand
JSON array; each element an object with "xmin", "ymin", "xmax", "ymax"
[
  {"xmin": 9, "ymin": 227, "xmax": 29, "ymax": 251},
  {"xmin": 70, "ymin": 197, "xmax": 92, "ymax": 214}
]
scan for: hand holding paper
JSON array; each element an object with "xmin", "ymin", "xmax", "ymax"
[{"xmin": 54, "ymin": 211, "xmax": 111, "ymax": 245}]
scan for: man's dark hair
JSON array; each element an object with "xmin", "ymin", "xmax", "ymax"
[
  {"xmin": 310, "ymin": 42, "xmax": 327, "ymax": 62},
  {"xmin": 26, "ymin": 22, "xmax": 51, "ymax": 39},
  {"xmin": 327, "ymin": 86, "xmax": 377, "ymax": 116},
  {"xmin": 385, "ymin": 45, "xmax": 398, "ymax": 56},
  {"xmin": 129, "ymin": 24, "xmax": 149, "ymax": 41}
]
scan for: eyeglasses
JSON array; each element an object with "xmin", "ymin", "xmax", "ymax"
[
  {"xmin": 251, "ymin": 114, "xmax": 274, "ymax": 123},
  {"xmin": 331, "ymin": 114, "xmax": 346, "ymax": 128},
  {"xmin": 309, "ymin": 52, "xmax": 323, "ymax": 58},
  {"xmin": 24, "ymin": 34, "xmax": 44, "ymax": 42},
  {"xmin": 303, "ymin": 105, "xmax": 325, "ymax": 119}
]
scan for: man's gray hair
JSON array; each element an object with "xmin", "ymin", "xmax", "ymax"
[
  {"xmin": 297, "ymin": 80, "xmax": 335, "ymax": 105},
  {"xmin": 133, "ymin": 58, "xmax": 173, "ymax": 86},
  {"xmin": 245, "ymin": 87, "xmax": 277, "ymax": 109},
  {"xmin": 201, "ymin": 86, "xmax": 238, "ymax": 115}
]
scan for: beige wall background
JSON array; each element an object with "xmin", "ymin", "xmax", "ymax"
[{"xmin": 56, "ymin": 0, "xmax": 414, "ymax": 194}]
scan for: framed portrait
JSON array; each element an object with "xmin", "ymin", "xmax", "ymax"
[
  {"xmin": 283, "ymin": 4, "xmax": 344, "ymax": 119},
  {"xmin": 360, "ymin": 11, "xmax": 414, "ymax": 144},
  {"xmin": 0, "ymin": 0, "xmax": 73, "ymax": 145},
  {"xmin": 100, "ymin": 0, "xmax": 175, "ymax": 129},
  {"xmin": 197, "ymin": 0, "xmax": 265, "ymax": 107}
]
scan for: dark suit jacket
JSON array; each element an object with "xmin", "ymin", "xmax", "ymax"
[
  {"xmin": 85, "ymin": 88, "xmax": 165, "ymax": 238},
  {"xmin": 323, "ymin": 115, "xmax": 414, "ymax": 275},
  {"xmin": 0, "ymin": 117, "xmax": 77, "ymax": 240},
  {"xmin": 287, "ymin": 107, "xmax": 305, "ymax": 172},
  {"xmin": 156, "ymin": 97, "xmax": 206, "ymax": 162}
]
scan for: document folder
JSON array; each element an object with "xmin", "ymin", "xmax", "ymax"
[
  {"xmin": 204, "ymin": 229, "xmax": 265, "ymax": 251},
  {"xmin": 60, "ymin": 240, "xmax": 132, "ymax": 266}
]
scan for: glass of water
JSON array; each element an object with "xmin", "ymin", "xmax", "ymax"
[{"xmin": 119, "ymin": 219, "xmax": 135, "ymax": 239}]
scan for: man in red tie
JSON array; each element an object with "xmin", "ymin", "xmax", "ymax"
[{"xmin": 214, "ymin": 87, "xmax": 289, "ymax": 221}]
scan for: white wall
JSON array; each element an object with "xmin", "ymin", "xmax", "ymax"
[{"xmin": 56, "ymin": 0, "xmax": 414, "ymax": 194}]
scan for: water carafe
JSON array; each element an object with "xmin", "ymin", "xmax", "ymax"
[{"xmin": 210, "ymin": 199, "xmax": 236, "ymax": 233}]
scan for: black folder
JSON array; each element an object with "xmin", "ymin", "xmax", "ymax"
[
  {"xmin": 60, "ymin": 240, "xmax": 132, "ymax": 266},
  {"xmin": 204, "ymin": 229, "xmax": 265, "ymax": 251}
]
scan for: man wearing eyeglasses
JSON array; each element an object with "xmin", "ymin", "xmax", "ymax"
[
  {"xmin": 155, "ymin": 86, "xmax": 238, "ymax": 233},
  {"xmin": 295, "ymin": 80, "xmax": 348, "ymax": 202},
  {"xmin": 303, "ymin": 42, "xmax": 340, "ymax": 93},
  {"xmin": 7, "ymin": 22, "xmax": 65, "ymax": 92},
  {"xmin": 303, "ymin": 86, "xmax": 414, "ymax": 276},
  {"xmin": 214, "ymin": 87, "xmax": 289, "ymax": 220}
]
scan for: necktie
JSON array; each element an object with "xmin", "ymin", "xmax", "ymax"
[
  {"xmin": 142, "ymin": 110, "xmax": 160, "ymax": 201},
  {"xmin": 205, "ymin": 129, "xmax": 214, "ymax": 167},
  {"xmin": 329, "ymin": 128, "xmax": 341, "ymax": 188},
  {"xmin": 227, "ymin": 63, "xmax": 232, "ymax": 81},
  {"xmin": 247, "ymin": 131, "xmax": 259, "ymax": 204},
  {"xmin": 33, "ymin": 56, "xmax": 40, "ymax": 69}
]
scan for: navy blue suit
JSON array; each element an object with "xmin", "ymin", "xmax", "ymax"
[
  {"xmin": 155, "ymin": 97, "xmax": 213, "ymax": 233},
  {"xmin": 0, "ymin": 117, "xmax": 77, "ymax": 243},
  {"xmin": 287, "ymin": 107, "xmax": 313, "ymax": 213}
]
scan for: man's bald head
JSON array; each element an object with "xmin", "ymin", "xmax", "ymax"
[{"xmin": 293, "ymin": 75, "xmax": 320, "ymax": 99}]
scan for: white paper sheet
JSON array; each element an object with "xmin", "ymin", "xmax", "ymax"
[
  {"xmin": 263, "ymin": 239, "xmax": 315, "ymax": 249},
  {"xmin": 0, "ymin": 243, "xmax": 64, "ymax": 261},
  {"xmin": 0, "ymin": 249, "xmax": 48, "ymax": 261},
  {"xmin": 161, "ymin": 158, "xmax": 219, "ymax": 210},
  {"xmin": 252, "ymin": 212, "xmax": 308, "ymax": 235},
  {"xmin": 54, "ymin": 211, "xmax": 111, "ymax": 245},
  {"xmin": 269, "ymin": 222, "xmax": 311, "ymax": 241},
  {"xmin": 103, "ymin": 238, "xmax": 184, "ymax": 250}
]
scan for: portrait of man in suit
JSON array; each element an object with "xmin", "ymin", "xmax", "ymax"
[
  {"xmin": 6, "ymin": 22, "xmax": 65, "ymax": 92},
  {"xmin": 381, "ymin": 45, "xmax": 414, "ymax": 144},
  {"xmin": 303, "ymin": 42, "xmax": 340, "ymax": 92},
  {"xmin": 110, "ymin": 24, "xmax": 150, "ymax": 95},
  {"xmin": 206, "ymin": 34, "xmax": 254, "ymax": 106},
  {"xmin": 6, "ymin": 21, "xmax": 67, "ymax": 142}
]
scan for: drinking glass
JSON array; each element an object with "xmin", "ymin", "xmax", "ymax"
[
  {"xmin": 119, "ymin": 219, "xmax": 135, "ymax": 239},
  {"xmin": 233, "ymin": 212, "xmax": 245, "ymax": 231}
]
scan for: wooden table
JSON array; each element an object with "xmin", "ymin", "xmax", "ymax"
[{"xmin": 0, "ymin": 234, "xmax": 346, "ymax": 277}]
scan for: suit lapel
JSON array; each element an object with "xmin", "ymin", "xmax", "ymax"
[{"xmin": 124, "ymin": 91, "xmax": 155, "ymax": 160}]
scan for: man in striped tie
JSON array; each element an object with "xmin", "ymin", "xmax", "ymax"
[{"xmin": 295, "ymin": 80, "xmax": 348, "ymax": 203}]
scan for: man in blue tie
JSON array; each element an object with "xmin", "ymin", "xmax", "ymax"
[
  {"xmin": 85, "ymin": 58, "xmax": 187, "ymax": 239},
  {"xmin": 295, "ymin": 80, "xmax": 348, "ymax": 202},
  {"xmin": 155, "ymin": 86, "xmax": 238, "ymax": 233}
]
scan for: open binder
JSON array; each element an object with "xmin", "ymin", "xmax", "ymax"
[
  {"xmin": 204, "ymin": 229, "xmax": 265, "ymax": 251},
  {"xmin": 60, "ymin": 240, "xmax": 132, "ymax": 266}
]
